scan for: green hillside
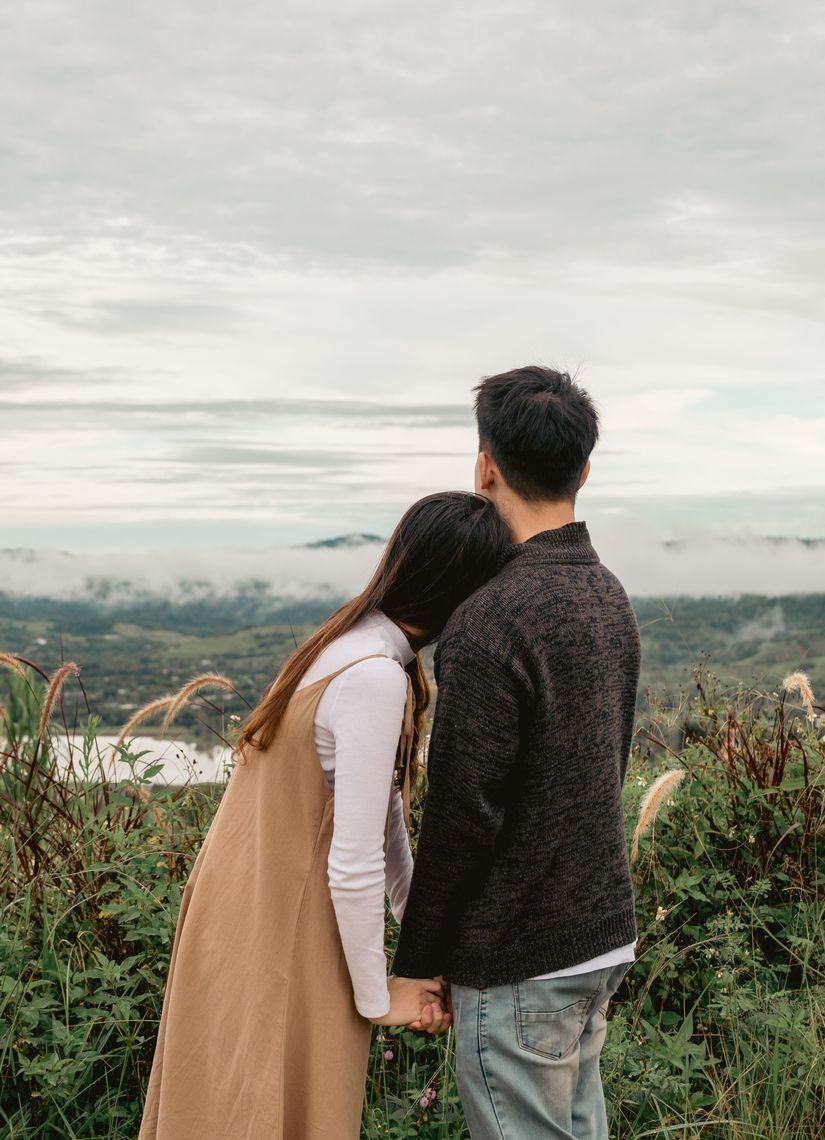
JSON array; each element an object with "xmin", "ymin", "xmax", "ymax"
[{"xmin": 1, "ymin": 592, "xmax": 822, "ymax": 745}]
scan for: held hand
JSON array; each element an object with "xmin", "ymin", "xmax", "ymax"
[
  {"xmin": 406, "ymin": 976, "xmax": 453, "ymax": 1034},
  {"xmin": 368, "ymin": 975, "xmax": 444, "ymax": 1027},
  {"xmin": 406, "ymin": 1000, "xmax": 452, "ymax": 1034}
]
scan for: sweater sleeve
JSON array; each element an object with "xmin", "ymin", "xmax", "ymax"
[
  {"xmin": 326, "ymin": 657, "xmax": 409, "ymax": 1018},
  {"xmin": 392, "ymin": 629, "xmax": 527, "ymax": 980}
]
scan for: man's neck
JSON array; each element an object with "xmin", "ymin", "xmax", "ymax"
[{"xmin": 496, "ymin": 495, "xmax": 576, "ymax": 545}]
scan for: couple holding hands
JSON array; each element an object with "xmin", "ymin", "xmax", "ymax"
[{"xmin": 139, "ymin": 365, "xmax": 640, "ymax": 1140}]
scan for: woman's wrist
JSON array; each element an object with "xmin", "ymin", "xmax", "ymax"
[{"xmin": 360, "ymin": 987, "xmax": 392, "ymax": 1022}]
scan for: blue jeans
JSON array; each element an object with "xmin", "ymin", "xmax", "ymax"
[{"xmin": 450, "ymin": 963, "xmax": 628, "ymax": 1140}]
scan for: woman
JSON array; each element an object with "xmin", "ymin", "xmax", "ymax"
[{"xmin": 138, "ymin": 491, "xmax": 510, "ymax": 1140}]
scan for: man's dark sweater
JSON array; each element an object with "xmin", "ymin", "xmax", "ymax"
[{"xmin": 393, "ymin": 520, "xmax": 641, "ymax": 988}]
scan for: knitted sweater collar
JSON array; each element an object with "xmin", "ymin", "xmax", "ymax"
[{"xmin": 498, "ymin": 520, "xmax": 599, "ymax": 568}]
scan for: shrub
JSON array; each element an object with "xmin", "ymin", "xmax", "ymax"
[
  {"xmin": 1, "ymin": 656, "xmax": 822, "ymax": 1139},
  {"xmin": 608, "ymin": 666, "xmax": 824, "ymax": 1138}
]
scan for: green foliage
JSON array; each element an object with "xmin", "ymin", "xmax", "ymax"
[
  {"xmin": 0, "ymin": 656, "xmax": 823, "ymax": 1139},
  {"xmin": 611, "ymin": 666, "xmax": 825, "ymax": 1137},
  {"xmin": 0, "ymin": 665, "xmax": 216, "ymax": 1139}
]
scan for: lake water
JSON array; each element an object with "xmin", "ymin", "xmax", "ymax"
[{"xmin": 55, "ymin": 734, "xmax": 232, "ymax": 786}]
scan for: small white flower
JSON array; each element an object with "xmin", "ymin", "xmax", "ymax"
[{"xmin": 655, "ymin": 905, "xmax": 668, "ymax": 922}]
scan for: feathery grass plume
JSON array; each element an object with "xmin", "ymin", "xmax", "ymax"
[
  {"xmin": 116, "ymin": 695, "xmax": 176, "ymax": 746},
  {"xmin": 781, "ymin": 671, "xmax": 817, "ymax": 722},
  {"xmin": 160, "ymin": 672, "xmax": 237, "ymax": 734},
  {"xmin": 631, "ymin": 767, "xmax": 686, "ymax": 863},
  {"xmin": 37, "ymin": 661, "xmax": 80, "ymax": 741},
  {"xmin": 0, "ymin": 651, "xmax": 29, "ymax": 679}
]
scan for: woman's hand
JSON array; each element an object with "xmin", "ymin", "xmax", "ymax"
[
  {"xmin": 405, "ymin": 975, "xmax": 452, "ymax": 1034},
  {"xmin": 368, "ymin": 974, "xmax": 445, "ymax": 1027}
]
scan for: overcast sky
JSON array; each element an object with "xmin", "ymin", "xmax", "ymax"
[{"xmin": 1, "ymin": 0, "xmax": 823, "ymax": 559}]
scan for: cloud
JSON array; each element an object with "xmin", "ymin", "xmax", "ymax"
[
  {"xmin": 595, "ymin": 527, "xmax": 825, "ymax": 596},
  {"xmin": 0, "ymin": 0, "xmax": 823, "ymax": 551},
  {"xmin": 0, "ymin": 395, "xmax": 471, "ymax": 425},
  {"xmin": 0, "ymin": 356, "xmax": 123, "ymax": 393},
  {"xmin": 2, "ymin": 0, "xmax": 822, "ymax": 284},
  {"xmin": 2, "ymin": 528, "xmax": 825, "ymax": 602},
  {"xmin": 729, "ymin": 603, "xmax": 786, "ymax": 643},
  {"xmin": 0, "ymin": 542, "xmax": 384, "ymax": 606},
  {"xmin": 42, "ymin": 299, "xmax": 242, "ymax": 334}
]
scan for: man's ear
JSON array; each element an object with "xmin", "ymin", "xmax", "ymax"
[
  {"xmin": 578, "ymin": 458, "xmax": 591, "ymax": 490},
  {"xmin": 475, "ymin": 450, "xmax": 498, "ymax": 494}
]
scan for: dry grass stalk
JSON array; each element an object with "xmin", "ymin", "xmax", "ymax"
[
  {"xmin": 116, "ymin": 695, "xmax": 176, "ymax": 746},
  {"xmin": 781, "ymin": 671, "xmax": 817, "ymax": 722},
  {"xmin": 0, "ymin": 652, "xmax": 29, "ymax": 679},
  {"xmin": 631, "ymin": 767, "xmax": 686, "ymax": 863},
  {"xmin": 37, "ymin": 661, "xmax": 81, "ymax": 741},
  {"xmin": 160, "ymin": 673, "xmax": 237, "ymax": 734},
  {"xmin": 133, "ymin": 782, "xmax": 170, "ymax": 831}
]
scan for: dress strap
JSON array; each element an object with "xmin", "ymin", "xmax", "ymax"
[
  {"xmin": 383, "ymin": 671, "xmax": 416, "ymax": 859},
  {"xmin": 398, "ymin": 672, "xmax": 415, "ymax": 830},
  {"xmin": 300, "ymin": 652, "xmax": 394, "ymax": 690}
]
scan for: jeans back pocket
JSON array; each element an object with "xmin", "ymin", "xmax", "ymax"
[{"xmin": 514, "ymin": 975, "xmax": 602, "ymax": 1060}]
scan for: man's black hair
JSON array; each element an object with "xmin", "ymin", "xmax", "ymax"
[{"xmin": 473, "ymin": 365, "xmax": 600, "ymax": 502}]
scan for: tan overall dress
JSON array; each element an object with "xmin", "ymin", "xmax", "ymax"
[{"xmin": 138, "ymin": 653, "xmax": 415, "ymax": 1140}]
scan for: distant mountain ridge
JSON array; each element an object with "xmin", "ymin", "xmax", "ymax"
[
  {"xmin": 300, "ymin": 533, "xmax": 386, "ymax": 549},
  {"xmin": 662, "ymin": 535, "xmax": 825, "ymax": 550}
]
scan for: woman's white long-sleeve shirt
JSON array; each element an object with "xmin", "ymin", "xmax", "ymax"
[{"xmin": 296, "ymin": 611, "xmax": 416, "ymax": 1018}]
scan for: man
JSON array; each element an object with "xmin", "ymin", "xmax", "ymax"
[{"xmin": 394, "ymin": 366, "xmax": 641, "ymax": 1139}]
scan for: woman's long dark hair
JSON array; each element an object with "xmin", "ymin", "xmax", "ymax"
[{"xmin": 232, "ymin": 491, "xmax": 510, "ymax": 779}]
